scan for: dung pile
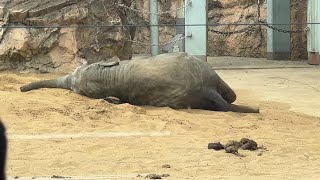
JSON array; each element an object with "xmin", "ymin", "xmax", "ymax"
[{"xmin": 208, "ymin": 138, "xmax": 262, "ymax": 157}]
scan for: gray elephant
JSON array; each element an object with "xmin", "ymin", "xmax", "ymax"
[
  {"xmin": 0, "ymin": 119, "xmax": 7, "ymax": 180},
  {"xmin": 20, "ymin": 53, "xmax": 259, "ymax": 113}
]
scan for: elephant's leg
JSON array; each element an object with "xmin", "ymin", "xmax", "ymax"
[
  {"xmin": 217, "ymin": 79, "xmax": 237, "ymax": 103},
  {"xmin": 204, "ymin": 89, "xmax": 259, "ymax": 113}
]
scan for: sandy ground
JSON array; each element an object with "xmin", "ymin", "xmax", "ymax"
[{"xmin": 1, "ymin": 66, "xmax": 320, "ymax": 180}]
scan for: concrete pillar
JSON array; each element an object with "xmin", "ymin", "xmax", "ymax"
[
  {"xmin": 149, "ymin": 0, "xmax": 159, "ymax": 56},
  {"xmin": 267, "ymin": 0, "xmax": 291, "ymax": 60},
  {"xmin": 185, "ymin": 0, "xmax": 208, "ymax": 61}
]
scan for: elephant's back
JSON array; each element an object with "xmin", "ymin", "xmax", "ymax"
[
  {"xmin": 129, "ymin": 53, "xmax": 208, "ymax": 76},
  {"xmin": 128, "ymin": 53, "xmax": 203, "ymax": 86}
]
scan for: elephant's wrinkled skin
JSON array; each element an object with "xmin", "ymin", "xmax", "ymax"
[{"xmin": 20, "ymin": 53, "xmax": 259, "ymax": 113}]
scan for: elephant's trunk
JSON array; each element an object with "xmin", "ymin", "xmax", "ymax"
[{"xmin": 20, "ymin": 76, "xmax": 70, "ymax": 92}]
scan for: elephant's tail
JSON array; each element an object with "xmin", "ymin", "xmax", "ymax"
[
  {"xmin": 229, "ymin": 104, "xmax": 260, "ymax": 113},
  {"xmin": 20, "ymin": 76, "xmax": 71, "ymax": 92}
]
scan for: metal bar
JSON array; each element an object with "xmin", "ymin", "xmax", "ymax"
[
  {"xmin": 176, "ymin": 0, "xmax": 185, "ymax": 34},
  {"xmin": 315, "ymin": 0, "xmax": 320, "ymax": 55},
  {"xmin": 149, "ymin": 0, "xmax": 159, "ymax": 56},
  {"xmin": 176, "ymin": 0, "xmax": 185, "ymax": 19},
  {"xmin": 308, "ymin": 0, "xmax": 317, "ymax": 52},
  {"xmin": 176, "ymin": 0, "xmax": 185, "ymax": 52},
  {"xmin": 0, "ymin": 23, "xmax": 319, "ymax": 29},
  {"xmin": 307, "ymin": 0, "xmax": 320, "ymax": 64},
  {"xmin": 316, "ymin": 0, "xmax": 320, "ymax": 56}
]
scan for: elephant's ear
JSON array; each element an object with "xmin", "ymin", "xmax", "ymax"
[
  {"xmin": 98, "ymin": 56, "xmax": 121, "ymax": 67},
  {"xmin": 98, "ymin": 61, "xmax": 120, "ymax": 67}
]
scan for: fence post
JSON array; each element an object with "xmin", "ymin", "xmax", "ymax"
[
  {"xmin": 149, "ymin": 0, "xmax": 159, "ymax": 56},
  {"xmin": 185, "ymin": 0, "xmax": 208, "ymax": 61},
  {"xmin": 267, "ymin": 0, "xmax": 291, "ymax": 60},
  {"xmin": 316, "ymin": 0, "xmax": 320, "ymax": 65},
  {"xmin": 307, "ymin": 0, "xmax": 320, "ymax": 64}
]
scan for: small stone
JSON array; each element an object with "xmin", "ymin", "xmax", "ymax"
[
  {"xmin": 258, "ymin": 145, "xmax": 268, "ymax": 150},
  {"xmin": 208, "ymin": 142, "xmax": 224, "ymax": 150},
  {"xmin": 145, "ymin": 174, "xmax": 162, "ymax": 179},
  {"xmin": 14, "ymin": 176, "xmax": 19, "ymax": 179},
  {"xmin": 257, "ymin": 152, "xmax": 263, "ymax": 156},
  {"xmin": 162, "ymin": 164, "xmax": 171, "ymax": 168},
  {"xmin": 51, "ymin": 175, "xmax": 68, "ymax": 178},
  {"xmin": 161, "ymin": 174, "xmax": 170, "ymax": 177}
]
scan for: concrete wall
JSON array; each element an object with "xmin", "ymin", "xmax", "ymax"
[{"xmin": 133, "ymin": 0, "xmax": 308, "ymax": 60}]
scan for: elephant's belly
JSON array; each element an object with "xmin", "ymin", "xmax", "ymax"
[{"xmin": 127, "ymin": 88, "xmax": 208, "ymax": 109}]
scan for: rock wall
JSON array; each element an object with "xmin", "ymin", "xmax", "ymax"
[{"xmin": 0, "ymin": 0, "xmax": 308, "ymax": 73}]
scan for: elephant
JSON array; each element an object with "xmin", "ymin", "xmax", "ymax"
[
  {"xmin": 20, "ymin": 53, "xmax": 259, "ymax": 113},
  {"xmin": 0, "ymin": 119, "xmax": 7, "ymax": 180}
]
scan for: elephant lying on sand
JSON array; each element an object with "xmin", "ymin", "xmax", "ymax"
[{"xmin": 20, "ymin": 53, "xmax": 259, "ymax": 113}]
